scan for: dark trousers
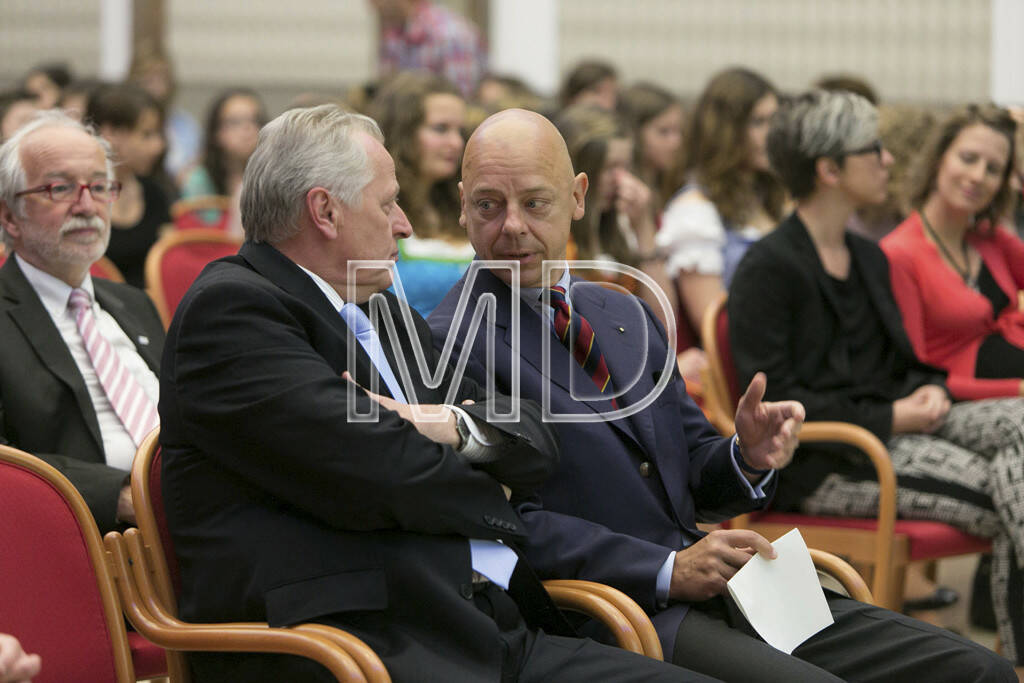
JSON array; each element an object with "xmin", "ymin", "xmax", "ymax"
[
  {"xmin": 673, "ymin": 590, "xmax": 1015, "ymax": 683},
  {"xmin": 472, "ymin": 583, "xmax": 717, "ymax": 682}
]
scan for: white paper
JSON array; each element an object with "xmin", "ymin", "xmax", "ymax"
[{"xmin": 726, "ymin": 528, "xmax": 834, "ymax": 654}]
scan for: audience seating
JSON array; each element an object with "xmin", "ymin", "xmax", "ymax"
[
  {"xmin": 701, "ymin": 291, "xmax": 992, "ymax": 610},
  {"xmin": 0, "ymin": 244, "xmax": 125, "ymax": 282},
  {"xmin": 169, "ymin": 195, "xmax": 232, "ymax": 231},
  {"xmin": 144, "ymin": 228, "xmax": 242, "ymax": 327},
  {"xmin": 125, "ymin": 429, "xmax": 666, "ymax": 682},
  {"xmin": 0, "ymin": 443, "xmax": 167, "ymax": 683}
]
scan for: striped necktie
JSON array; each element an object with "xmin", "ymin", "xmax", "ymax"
[
  {"xmin": 68, "ymin": 288, "xmax": 158, "ymax": 447},
  {"xmin": 548, "ymin": 285, "xmax": 617, "ymax": 406}
]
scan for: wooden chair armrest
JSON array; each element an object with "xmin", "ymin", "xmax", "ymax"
[
  {"xmin": 543, "ymin": 583, "xmax": 643, "ymax": 655},
  {"xmin": 796, "ymin": 422, "xmax": 896, "ymax": 606},
  {"xmin": 544, "ymin": 579, "xmax": 663, "ymax": 661},
  {"xmin": 104, "ymin": 532, "xmax": 376, "ymax": 682},
  {"xmin": 731, "ymin": 421, "xmax": 895, "ymax": 605},
  {"xmin": 809, "ymin": 548, "xmax": 874, "ymax": 605}
]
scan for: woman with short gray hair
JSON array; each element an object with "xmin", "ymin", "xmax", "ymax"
[{"xmin": 730, "ymin": 89, "xmax": 1024, "ymax": 673}]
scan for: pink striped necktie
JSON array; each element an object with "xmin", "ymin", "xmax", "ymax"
[{"xmin": 68, "ymin": 288, "xmax": 158, "ymax": 447}]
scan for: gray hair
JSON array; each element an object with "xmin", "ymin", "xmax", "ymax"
[
  {"xmin": 240, "ymin": 105, "xmax": 384, "ymax": 244},
  {"xmin": 767, "ymin": 89, "xmax": 878, "ymax": 199},
  {"xmin": 0, "ymin": 109, "xmax": 114, "ymax": 247}
]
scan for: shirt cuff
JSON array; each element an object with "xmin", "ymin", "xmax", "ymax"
[
  {"xmin": 730, "ymin": 435, "xmax": 774, "ymax": 499},
  {"xmin": 656, "ymin": 551, "xmax": 676, "ymax": 608},
  {"xmin": 448, "ymin": 405, "xmax": 502, "ymax": 461}
]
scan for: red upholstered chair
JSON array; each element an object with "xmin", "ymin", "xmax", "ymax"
[
  {"xmin": 0, "ymin": 444, "xmax": 167, "ymax": 683},
  {"xmin": 144, "ymin": 228, "xmax": 242, "ymax": 327},
  {"xmin": 701, "ymin": 292, "xmax": 991, "ymax": 610}
]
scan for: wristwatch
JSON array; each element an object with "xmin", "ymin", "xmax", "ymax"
[{"xmin": 454, "ymin": 410, "xmax": 472, "ymax": 451}]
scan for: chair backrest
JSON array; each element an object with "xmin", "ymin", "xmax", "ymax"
[
  {"xmin": 700, "ymin": 291, "xmax": 740, "ymax": 434},
  {"xmin": 132, "ymin": 429, "xmax": 182, "ymax": 606},
  {"xmin": 144, "ymin": 228, "xmax": 242, "ymax": 327},
  {"xmin": 0, "ymin": 445, "xmax": 135, "ymax": 683},
  {"xmin": 170, "ymin": 195, "xmax": 232, "ymax": 231}
]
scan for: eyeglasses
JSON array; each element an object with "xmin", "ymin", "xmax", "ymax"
[
  {"xmin": 15, "ymin": 180, "xmax": 122, "ymax": 203},
  {"xmin": 843, "ymin": 140, "xmax": 883, "ymax": 159}
]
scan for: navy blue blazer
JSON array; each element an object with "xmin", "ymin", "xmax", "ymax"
[{"xmin": 430, "ymin": 268, "xmax": 774, "ymax": 657}]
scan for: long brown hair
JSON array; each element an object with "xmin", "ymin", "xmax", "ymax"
[
  {"xmin": 905, "ymin": 103, "xmax": 1018, "ymax": 229},
  {"xmin": 555, "ymin": 104, "xmax": 635, "ymax": 263},
  {"xmin": 369, "ymin": 72, "xmax": 464, "ymax": 240},
  {"xmin": 618, "ymin": 82, "xmax": 682, "ymax": 209},
  {"xmin": 672, "ymin": 67, "xmax": 784, "ymax": 227}
]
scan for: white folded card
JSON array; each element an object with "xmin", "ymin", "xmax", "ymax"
[{"xmin": 726, "ymin": 528, "xmax": 834, "ymax": 654}]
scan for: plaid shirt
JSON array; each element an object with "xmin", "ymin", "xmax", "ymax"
[{"xmin": 379, "ymin": 0, "xmax": 486, "ymax": 97}]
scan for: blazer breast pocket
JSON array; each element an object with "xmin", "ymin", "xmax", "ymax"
[{"xmin": 264, "ymin": 568, "xmax": 388, "ymax": 627}]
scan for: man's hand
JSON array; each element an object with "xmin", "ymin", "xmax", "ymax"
[
  {"xmin": 117, "ymin": 484, "xmax": 136, "ymax": 525},
  {"xmin": 733, "ymin": 372, "xmax": 804, "ymax": 472},
  {"xmin": 892, "ymin": 384, "xmax": 949, "ymax": 434},
  {"xmin": 343, "ymin": 371, "xmax": 460, "ymax": 447},
  {"xmin": 0, "ymin": 633, "xmax": 41, "ymax": 683},
  {"xmin": 668, "ymin": 529, "xmax": 776, "ymax": 602}
]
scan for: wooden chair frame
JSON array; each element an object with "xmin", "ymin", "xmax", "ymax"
[
  {"xmin": 0, "ymin": 445, "xmax": 139, "ymax": 682},
  {"xmin": 169, "ymin": 195, "xmax": 233, "ymax": 222},
  {"xmin": 143, "ymin": 228, "xmax": 241, "ymax": 327},
  {"xmin": 130, "ymin": 429, "xmax": 664, "ymax": 682}
]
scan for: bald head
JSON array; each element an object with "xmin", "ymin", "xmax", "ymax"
[
  {"xmin": 463, "ymin": 109, "xmax": 576, "ymax": 190},
  {"xmin": 459, "ymin": 108, "xmax": 588, "ymax": 288}
]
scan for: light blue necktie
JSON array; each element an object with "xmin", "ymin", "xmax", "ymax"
[
  {"xmin": 340, "ymin": 302, "xmax": 407, "ymax": 403},
  {"xmin": 338, "ymin": 302, "xmax": 517, "ymax": 588}
]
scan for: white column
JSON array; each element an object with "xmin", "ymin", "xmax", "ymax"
[
  {"xmin": 99, "ymin": 0, "xmax": 133, "ymax": 81},
  {"xmin": 489, "ymin": 0, "xmax": 559, "ymax": 96},
  {"xmin": 991, "ymin": 0, "xmax": 1024, "ymax": 105}
]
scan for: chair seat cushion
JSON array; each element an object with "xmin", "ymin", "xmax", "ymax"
[
  {"xmin": 747, "ymin": 513, "xmax": 992, "ymax": 560},
  {"xmin": 128, "ymin": 632, "xmax": 167, "ymax": 680}
]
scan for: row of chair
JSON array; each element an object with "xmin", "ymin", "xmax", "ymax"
[{"xmin": 1, "ymin": 428, "xmax": 874, "ymax": 682}]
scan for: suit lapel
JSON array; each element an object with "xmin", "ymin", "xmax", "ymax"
[
  {"xmin": 0, "ymin": 259, "xmax": 104, "ymax": 451},
  {"xmin": 94, "ymin": 282, "xmax": 161, "ymax": 373},
  {"xmin": 850, "ymin": 236, "xmax": 917, "ymax": 359},
  {"xmin": 785, "ymin": 216, "xmax": 844, "ymax": 319}
]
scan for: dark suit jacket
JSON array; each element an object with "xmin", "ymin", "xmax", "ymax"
[
  {"xmin": 0, "ymin": 256, "xmax": 164, "ymax": 532},
  {"xmin": 429, "ymin": 268, "xmax": 773, "ymax": 659},
  {"xmin": 159, "ymin": 241, "xmax": 561, "ymax": 682},
  {"xmin": 728, "ymin": 212, "xmax": 946, "ymax": 508}
]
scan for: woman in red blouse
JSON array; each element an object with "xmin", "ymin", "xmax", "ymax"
[{"xmin": 881, "ymin": 105, "xmax": 1022, "ymax": 400}]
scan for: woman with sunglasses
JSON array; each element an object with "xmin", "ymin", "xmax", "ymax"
[{"xmin": 881, "ymin": 105, "xmax": 1023, "ymax": 400}]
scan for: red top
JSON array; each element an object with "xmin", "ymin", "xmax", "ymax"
[{"xmin": 881, "ymin": 212, "xmax": 1024, "ymax": 399}]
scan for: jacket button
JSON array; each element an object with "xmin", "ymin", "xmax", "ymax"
[
  {"xmin": 639, "ymin": 461, "xmax": 652, "ymax": 477},
  {"xmin": 484, "ymin": 515, "xmax": 495, "ymax": 525},
  {"xmin": 460, "ymin": 583, "xmax": 474, "ymax": 599}
]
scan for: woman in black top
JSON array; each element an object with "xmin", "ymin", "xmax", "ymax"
[{"xmin": 87, "ymin": 83, "xmax": 172, "ymax": 288}]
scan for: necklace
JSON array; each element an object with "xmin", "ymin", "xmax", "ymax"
[{"xmin": 920, "ymin": 211, "xmax": 978, "ymax": 291}]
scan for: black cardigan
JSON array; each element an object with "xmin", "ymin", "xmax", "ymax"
[{"xmin": 727, "ymin": 212, "xmax": 946, "ymax": 508}]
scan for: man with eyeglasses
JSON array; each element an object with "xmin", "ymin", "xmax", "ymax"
[{"xmin": 0, "ymin": 110, "xmax": 165, "ymax": 533}]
